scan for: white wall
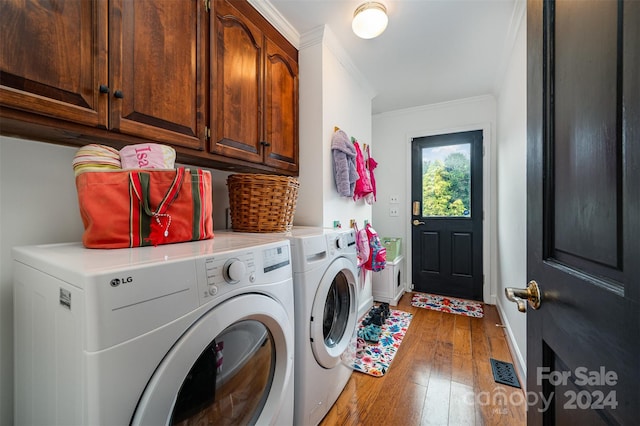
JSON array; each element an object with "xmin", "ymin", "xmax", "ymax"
[
  {"xmin": 0, "ymin": 135, "xmax": 234, "ymax": 425},
  {"xmin": 0, "ymin": 137, "xmax": 83, "ymax": 425},
  {"xmin": 297, "ymin": 25, "xmax": 375, "ymax": 317},
  {"xmin": 297, "ymin": 26, "xmax": 373, "ymax": 230},
  {"xmin": 495, "ymin": 13, "xmax": 528, "ymax": 381},
  {"xmin": 372, "ymin": 95, "xmax": 498, "ymax": 305},
  {"xmin": 296, "ymin": 36, "xmax": 325, "ymax": 226}
]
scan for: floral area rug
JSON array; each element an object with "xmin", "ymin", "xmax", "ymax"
[
  {"xmin": 352, "ymin": 309, "xmax": 413, "ymax": 377},
  {"xmin": 411, "ymin": 292, "xmax": 484, "ymax": 318}
]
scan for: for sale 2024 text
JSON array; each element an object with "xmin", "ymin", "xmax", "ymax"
[{"xmin": 536, "ymin": 366, "xmax": 618, "ymax": 411}]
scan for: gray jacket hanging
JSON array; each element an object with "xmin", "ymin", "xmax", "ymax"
[{"xmin": 331, "ymin": 129, "xmax": 358, "ymax": 197}]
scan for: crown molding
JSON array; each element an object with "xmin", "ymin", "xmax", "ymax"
[{"xmin": 247, "ymin": 0, "xmax": 300, "ymax": 48}]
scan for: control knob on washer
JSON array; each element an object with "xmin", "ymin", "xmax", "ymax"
[
  {"xmin": 336, "ymin": 235, "xmax": 345, "ymax": 249},
  {"xmin": 223, "ymin": 259, "xmax": 246, "ymax": 284}
]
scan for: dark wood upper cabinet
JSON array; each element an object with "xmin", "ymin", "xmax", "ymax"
[
  {"xmin": 0, "ymin": 0, "xmax": 298, "ymax": 175},
  {"xmin": 212, "ymin": 0, "xmax": 264, "ymax": 165},
  {"xmin": 110, "ymin": 0, "xmax": 207, "ymax": 150},
  {"xmin": 211, "ymin": 0, "xmax": 298, "ymax": 174},
  {"xmin": 1, "ymin": 0, "xmax": 206, "ymax": 151},
  {"xmin": 0, "ymin": 1, "xmax": 108, "ymax": 128},
  {"xmin": 263, "ymin": 38, "xmax": 299, "ymax": 173}
]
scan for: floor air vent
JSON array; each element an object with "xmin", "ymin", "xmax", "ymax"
[{"xmin": 490, "ymin": 358, "xmax": 521, "ymax": 388}]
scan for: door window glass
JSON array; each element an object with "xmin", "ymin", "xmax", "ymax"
[
  {"xmin": 422, "ymin": 143, "xmax": 471, "ymax": 217},
  {"xmin": 323, "ymin": 271, "xmax": 351, "ymax": 347},
  {"xmin": 171, "ymin": 320, "xmax": 275, "ymax": 425}
]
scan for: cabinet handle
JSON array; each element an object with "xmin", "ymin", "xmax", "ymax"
[
  {"xmin": 114, "ymin": 90, "xmax": 124, "ymax": 99},
  {"xmin": 260, "ymin": 141, "xmax": 271, "ymax": 147},
  {"xmin": 99, "ymin": 85, "xmax": 109, "ymax": 94}
]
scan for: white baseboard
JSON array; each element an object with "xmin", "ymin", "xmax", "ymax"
[
  {"xmin": 488, "ymin": 293, "xmax": 497, "ymax": 305},
  {"xmin": 494, "ymin": 298, "xmax": 527, "ymax": 392}
]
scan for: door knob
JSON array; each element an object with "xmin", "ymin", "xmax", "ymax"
[
  {"xmin": 505, "ymin": 280, "xmax": 541, "ymax": 313},
  {"xmin": 412, "ymin": 219, "xmax": 425, "ymax": 226}
]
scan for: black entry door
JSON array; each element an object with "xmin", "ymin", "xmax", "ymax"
[
  {"xmin": 526, "ymin": 0, "xmax": 639, "ymax": 424},
  {"xmin": 411, "ymin": 130, "xmax": 483, "ymax": 301}
]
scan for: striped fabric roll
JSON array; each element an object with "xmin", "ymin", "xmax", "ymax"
[{"xmin": 72, "ymin": 144, "xmax": 122, "ymax": 176}]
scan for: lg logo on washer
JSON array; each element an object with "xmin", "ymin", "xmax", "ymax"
[{"xmin": 110, "ymin": 276, "xmax": 133, "ymax": 287}]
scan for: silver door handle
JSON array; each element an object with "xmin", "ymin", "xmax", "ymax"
[{"xmin": 412, "ymin": 219, "xmax": 425, "ymax": 226}]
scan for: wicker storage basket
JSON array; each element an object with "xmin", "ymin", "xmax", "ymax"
[{"xmin": 227, "ymin": 174, "xmax": 300, "ymax": 232}]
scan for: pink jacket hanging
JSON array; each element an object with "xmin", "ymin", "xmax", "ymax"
[
  {"xmin": 353, "ymin": 141, "xmax": 374, "ymax": 202},
  {"xmin": 366, "ymin": 144, "xmax": 378, "ymax": 202}
]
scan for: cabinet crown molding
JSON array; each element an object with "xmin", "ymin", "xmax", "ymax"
[{"xmin": 247, "ymin": 0, "xmax": 300, "ymax": 48}]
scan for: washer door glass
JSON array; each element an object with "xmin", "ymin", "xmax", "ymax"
[
  {"xmin": 323, "ymin": 272, "xmax": 350, "ymax": 348},
  {"xmin": 131, "ymin": 294, "xmax": 293, "ymax": 426},
  {"xmin": 310, "ymin": 257, "xmax": 357, "ymax": 368},
  {"xmin": 171, "ymin": 320, "xmax": 274, "ymax": 425}
]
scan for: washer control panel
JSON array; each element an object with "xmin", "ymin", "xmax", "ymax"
[
  {"xmin": 195, "ymin": 241, "xmax": 291, "ymax": 306},
  {"xmin": 201, "ymin": 252, "xmax": 256, "ymax": 299}
]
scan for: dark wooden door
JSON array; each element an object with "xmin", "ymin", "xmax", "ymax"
[
  {"xmin": 111, "ymin": 0, "xmax": 206, "ymax": 149},
  {"xmin": 526, "ymin": 0, "xmax": 639, "ymax": 424},
  {"xmin": 0, "ymin": 0, "xmax": 108, "ymax": 128},
  {"xmin": 411, "ymin": 130, "xmax": 483, "ymax": 301},
  {"xmin": 263, "ymin": 37, "xmax": 299, "ymax": 174},
  {"xmin": 211, "ymin": 0, "xmax": 299, "ymax": 173},
  {"xmin": 211, "ymin": 0, "xmax": 264, "ymax": 164}
]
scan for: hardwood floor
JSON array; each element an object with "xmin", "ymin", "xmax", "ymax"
[{"xmin": 319, "ymin": 292, "xmax": 526, "ymax": 426}]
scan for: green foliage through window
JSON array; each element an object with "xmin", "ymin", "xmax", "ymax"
[{"xmin": 422, "ymin": 145, "xmax": 470, "ymax": 217}]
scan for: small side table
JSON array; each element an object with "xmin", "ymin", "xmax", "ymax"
[{"xmin": 372, "ymin": 255, "xmax": 405, "ymax": 306}]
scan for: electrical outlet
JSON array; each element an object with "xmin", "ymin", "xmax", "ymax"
[
  {"xmin": 389, "ymin": 195, "xmax": 399, "ymax": 203},
  {"xmin": 389, "ymin": 207, "xmax": 399, "ymax": 217}
]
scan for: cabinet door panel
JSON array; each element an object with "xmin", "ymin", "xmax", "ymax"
[
  {"xmin": 263, "ymin": 39, "xmax": 298, "ymax": 173},
  {"xmin": 111, "ymin": 0, "xmax": 205, "ymax": 150},
  {"xmin": 211, "ymin": 0, "xmax": 263, "ymax": 164},
  {"xmin": 0, "ymin": 0, "xmax": 107, "ymax": 127}
]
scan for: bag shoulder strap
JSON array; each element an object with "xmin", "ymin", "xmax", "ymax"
[{"xmin": 130, "ymin": 168, "xmax": 186, "ymax": 217}]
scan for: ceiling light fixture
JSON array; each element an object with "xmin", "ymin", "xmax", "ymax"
[{"xmin": 352, "ymin": 2, "xmax": 388, "ymax": 39}]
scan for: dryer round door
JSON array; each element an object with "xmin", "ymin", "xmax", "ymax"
[
  {"xmin": 310, "ymin": 256, "xmax": 358, "ymax": 368},
  {"xmin": 131, "ymin": 294, "xmax": 293, "ymax": 425}
]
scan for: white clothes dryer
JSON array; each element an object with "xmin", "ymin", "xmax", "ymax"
[
  {"xmin": 284, "ymin": 227, "xmax": 359, "ymax": 426},
  {"xmin": 13, "ymin": 235, "xmax": 295, "ymax": 425}
]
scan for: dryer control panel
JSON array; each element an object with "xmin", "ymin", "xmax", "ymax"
[{"xmin": 328, "ymin": 229, "xmax": 357, "ymax": 257}]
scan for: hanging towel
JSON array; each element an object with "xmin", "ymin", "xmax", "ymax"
[
  {"xmin": 353, "ymin": 140, "xmax": 374, "ymax": 202},
  {"xmin": 331, "ymin": 129, "xmax": 359, "ymax": 197}
]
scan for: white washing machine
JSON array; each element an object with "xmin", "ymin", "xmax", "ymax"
[
  {"xmin": 12, "ymin": 235, "xmax": 295, "ymax": 425},
  {"xmin": 283, "ymin": 227, "xmax": 359, "ymax": 426}
]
